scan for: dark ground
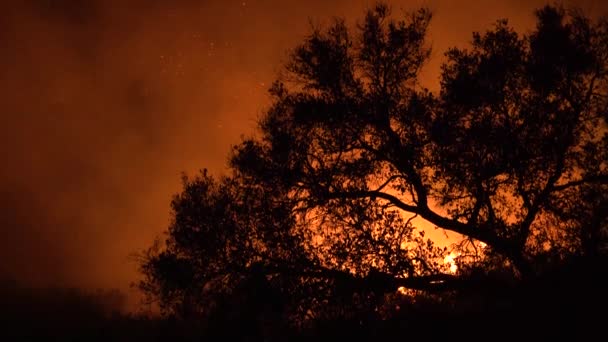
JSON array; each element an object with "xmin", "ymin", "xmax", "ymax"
[{"xmin": 2, "ymin": 259, "xmax": 606, "ymax": 341}]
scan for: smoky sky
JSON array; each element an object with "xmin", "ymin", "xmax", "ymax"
[{"xmin": 1, "ymin": 0, "xmax": 606, "ymax": 303}]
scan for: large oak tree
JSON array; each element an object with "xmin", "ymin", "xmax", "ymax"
[{"xmin": 139, "ymin": 3, "xmax": 607, "ymax": 323}]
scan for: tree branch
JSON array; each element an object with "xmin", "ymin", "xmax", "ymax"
[
  {"xmin": 254, "ymin": 262, "xmax": 461, "ymax": 293},
  {"xmin": 552, "ymin": 174, "xmax": 608, "ymax": 191},
  {"xmin": 324, "ymin": 189, "xmax": 501, "ymax": 247}
]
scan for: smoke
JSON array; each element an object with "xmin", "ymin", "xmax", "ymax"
[{"xmin": 1, "ymin": 0, "xmax": 605, "ymax": 308}]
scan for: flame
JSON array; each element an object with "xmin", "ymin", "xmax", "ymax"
[{"xmin": 444, "ymin": 252, "xmax": 459, "ymax": 274}]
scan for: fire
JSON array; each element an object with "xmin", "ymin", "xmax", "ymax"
[{"xmin": 444, "ymin": 252, "xmax": 460, "ymax": 274}]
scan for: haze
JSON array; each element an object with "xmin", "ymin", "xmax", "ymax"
[{"xmin": 1, "ymin": 0, "xmax": 605, "ymax": 308}]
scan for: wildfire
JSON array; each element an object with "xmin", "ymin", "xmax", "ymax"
[{"xmin": 444, "ymin": 252, "xmax": 460, "ymax": 274}]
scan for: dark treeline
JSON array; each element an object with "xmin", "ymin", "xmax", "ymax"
[
  {"xmin": 2, "ymin": 266, "xmax": 606, "ymax": 340},
  {"xmin": 0, "ymin": 280, "xmax": 206, "ymax": 341}
]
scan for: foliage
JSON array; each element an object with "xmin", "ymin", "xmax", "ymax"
[{"xmin": 138, "ymin": 2, "xmax": 608, "ymax": 330}]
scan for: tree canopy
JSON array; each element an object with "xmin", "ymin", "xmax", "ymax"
[{"xmin": 139, "ymin": 3, "xmax": 608, "ymax": 328}]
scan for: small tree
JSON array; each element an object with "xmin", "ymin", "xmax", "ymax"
[{"xmin": 139, "ymin": 3, "xmax": 608, "ymax": 325}]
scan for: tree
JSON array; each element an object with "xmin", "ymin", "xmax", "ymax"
[{"xmin": 139, "ymin": 3, "xmax": 608, "ymax": 328}]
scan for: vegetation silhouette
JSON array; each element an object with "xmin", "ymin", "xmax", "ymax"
[
  {"xmin": 137, "ymin": 2, "xmax": 607, "ymax": 340},
  {"xmin": 0, "ymin": 281, "xmax": 220, "ymax": 341}
]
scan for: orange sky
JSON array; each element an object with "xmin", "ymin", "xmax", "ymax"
[{"xmin": 1, "ymin": 0, "xmax": 606, "ymax": 306}]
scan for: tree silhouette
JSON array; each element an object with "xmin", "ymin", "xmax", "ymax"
[{"xmin": 139, "ymin": 3, "xmax": 608, "ymax": 331}]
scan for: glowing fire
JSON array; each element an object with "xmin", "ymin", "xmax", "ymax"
[
  {"xmin": 396, "ymin": 251, "xmax": 461, "ymax": 296},
  {"xmin": 444, "ymin": 252, "xmax": 459, "ymax": 274}
]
